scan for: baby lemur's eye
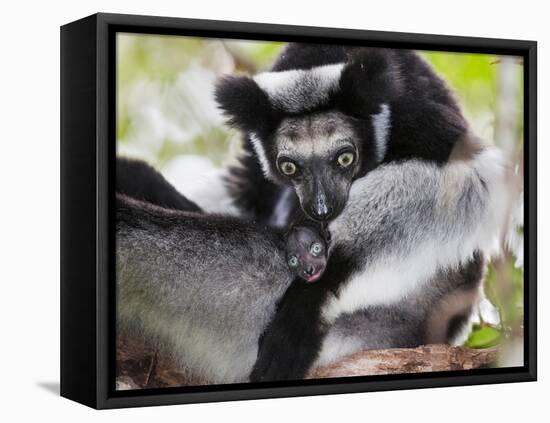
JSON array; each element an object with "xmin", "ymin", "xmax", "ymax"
[
  {"xmin": 288, "ymin": 256, "xmax": 299, "ymax": 267},
  {"xmin": 337, "ymin": 151, "xmax": 355, "ymax": 168},
  {"xmin": 310, "ymin": 242, "xmax": 323, "ymax": 256},
  {"xmin": 279, "ymin": 161, "xmax": 297, "ymax": 176}
]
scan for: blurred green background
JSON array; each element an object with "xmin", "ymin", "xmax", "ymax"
[{"xmin": 116, "ymin": 33, "xmax": 525, "ymax": 365}]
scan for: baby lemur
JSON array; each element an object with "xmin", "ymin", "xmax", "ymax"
[{"xmin": 285, "ymin": 223, "xmax": 329, "ymax": 282}]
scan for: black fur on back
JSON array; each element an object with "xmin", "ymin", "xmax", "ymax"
[
  {"xmin": 271, "ymin": 44, "xmax": 348, "ymax": 71},
  {"xmin": 116, "ymin": 157, "xmax": 202, "ymax": 213}
]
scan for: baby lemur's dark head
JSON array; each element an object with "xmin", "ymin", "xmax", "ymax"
[{"xmin": 285, "ymin": 226, "xmax": 327, "ymax": 283}]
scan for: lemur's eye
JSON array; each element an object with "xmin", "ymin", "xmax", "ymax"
[
  {"xmin": 337, "ymin": 152, "xmax": 355, "ymax": 168},
  {"xmin": 279, "ymin": 161, "xmax": 297, "ymax": 176},
  {"xmin": 288, "ymin": 256, "xmax": 299, "ymax": 267},
  {"xmin": 310, "ymin": 242, "xmax": 323, "ymax": 256}
]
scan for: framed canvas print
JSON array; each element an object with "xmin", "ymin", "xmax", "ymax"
[{"xmin": 60, "ymin": 13, "xmax": 537, "ymax": 409}]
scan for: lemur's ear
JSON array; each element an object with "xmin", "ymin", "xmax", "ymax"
[
  {"xmin": 215, "ymin": 75, "xmax": 277, "ymax": 134},
  {"xmin": 337, "ymin": 48, "xmax": 402, "ymax": 117}
]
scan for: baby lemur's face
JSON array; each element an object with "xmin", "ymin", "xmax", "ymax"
[{"xmin": 285, "ymin": 226, "xmax": 327, "ymax": 283}]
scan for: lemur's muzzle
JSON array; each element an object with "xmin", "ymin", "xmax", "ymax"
[{"xmin": 299, "ymin": 169, "xmax": 349, "ymax": 222}]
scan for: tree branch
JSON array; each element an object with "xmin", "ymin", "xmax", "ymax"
[{"xmin": 307, "ymin": 344, "xmax": 498, "ymax": 379}]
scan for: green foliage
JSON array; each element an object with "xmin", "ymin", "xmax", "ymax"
[
  {"xmin": 465, "ymin": 256, "xmax": 524, "ymax": 349},
  {"xmin": 486, "ymin": 260, "xmax": 525, "ymax": 329},
  {"xmin": 465, "ymin": 325, "xmax": 502, "ymax": 349},
  {"xmin": 422, "ymin": 51, "xmax": 499, "ymax": 114},
  {"xmin": 155, "ymin": 126, "xmax": 235, "ymax": 168}
]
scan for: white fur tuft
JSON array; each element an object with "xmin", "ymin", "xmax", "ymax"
[
  {"xmin": 249, "ymin": 133, "xmax": 272, "ymax": 178},
  {"xmin": 253, "ymin": 63, "xmax": 345, "ymax": 113},
  {"xmin": 371, "ymin": 103, "xmax": 391, "ymax": 162}
]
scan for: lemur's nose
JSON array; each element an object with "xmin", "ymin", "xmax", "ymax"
[
  {"xmin": 311, "ymin": 189, "xmax": 332, "ymax": 220},
  {"xmin": 310, "ymin": 184, "xmax": 332, "ymax": 220},
  {"xmin": 310, "ymin": 204, "xmax": 333, "ymax": 221},
  {"xmin": 305, "ymin": 265, "xmax": 315, "ymax": 276}
]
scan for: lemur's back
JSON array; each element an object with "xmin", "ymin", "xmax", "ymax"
[{"xmin": 116, "ymin": 195, "xmax": 294, "ymax": 383}]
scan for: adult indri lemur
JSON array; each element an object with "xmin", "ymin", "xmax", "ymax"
[
  {"xmin": 116, "ymin": 44, "xmax": 510, "ymax": 383},
  {"xmin": 215, "ymin": 44, "xmax": 510, "ymax": 380}
]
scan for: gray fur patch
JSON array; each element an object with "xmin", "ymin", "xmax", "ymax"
[{"xmin": 116, "ymin": 201, "xmax": 294, "ymax": 383}]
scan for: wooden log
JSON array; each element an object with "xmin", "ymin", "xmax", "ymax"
[{"xmin": 308, "ymin": 344, "xmax": 498, "ymax": 379}]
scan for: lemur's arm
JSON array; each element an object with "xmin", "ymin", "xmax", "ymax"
[{"xmin": 251, "ymin": 280, "xmax": 326, "ymax": 381}]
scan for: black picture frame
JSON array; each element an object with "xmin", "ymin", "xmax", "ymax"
[{"xmin": 60, "ymin": 12, "xmax": 537, "ymax": 409}]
